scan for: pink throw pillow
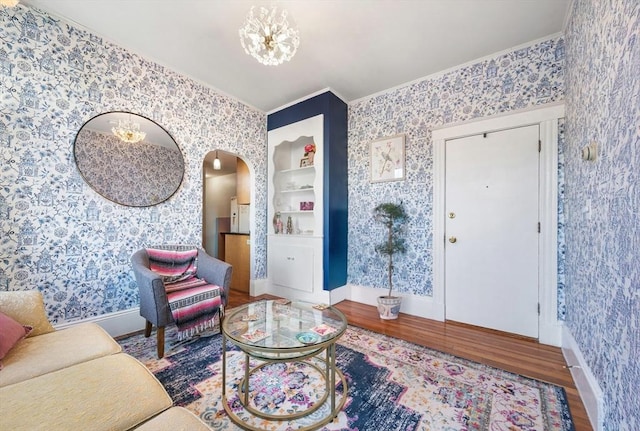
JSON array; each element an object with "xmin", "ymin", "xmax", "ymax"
[{"xmin": 0, "ymin": 311, "xmax": 33, "ymax": 363}]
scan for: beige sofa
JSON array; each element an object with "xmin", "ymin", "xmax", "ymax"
[{"xmin": 0, "ymin": 291, "xmax": 210, "ymax": 431}]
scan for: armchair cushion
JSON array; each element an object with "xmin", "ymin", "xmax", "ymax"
[{"xmin": 0, "ymin": 291, "xmax": 55, "ymax": 337}]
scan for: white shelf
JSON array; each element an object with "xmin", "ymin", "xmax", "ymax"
[
  {"xmin": 278, "ymin": 166, "xmax": 316, "ymax": 174},
  {"xmin": 279, "ymin": 188, "xmax": 314, "ymax": 194},
  {"xmin": 277, "ymin": 210, "xmax": 314, "ymax": 214},
  {"xmin": 269, "ymin": 233, "xmax": 318, "ymax": 238}
]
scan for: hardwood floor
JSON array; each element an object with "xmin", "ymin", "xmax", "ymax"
[{"xmin": 227, "ymin": 291, "xmax": 592, "ymax": 431}]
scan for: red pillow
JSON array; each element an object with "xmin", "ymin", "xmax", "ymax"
[{"xmin": 0, "ymin": 311, "xmax": 33, "ymax": 363}]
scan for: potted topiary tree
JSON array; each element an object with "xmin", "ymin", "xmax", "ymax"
[{"xmin": 373, "ymin": 202, "xmax": 408, "ymax": 319}]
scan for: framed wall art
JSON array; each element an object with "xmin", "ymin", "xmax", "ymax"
[{"xmin": 369, "ymin": 134, "xmax": 405, "ymax": 183}]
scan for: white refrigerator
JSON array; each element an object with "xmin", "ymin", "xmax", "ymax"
[{"xmin": 230, "ymin": 197, "xmax": 250, "ymax": 233}]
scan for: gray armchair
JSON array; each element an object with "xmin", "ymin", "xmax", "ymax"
[{"xmin": 131, "ymin": 247, "xmax": 232, "ymax": 358}]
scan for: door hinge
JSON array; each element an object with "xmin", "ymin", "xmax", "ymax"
[
  {"xmin": 538, "ymin": 303, "xmax": 540, "ymax": 315},
  {"xmin": 538, "ymin": 222, "xmax": 541, "ymax": 233},
  {"xmin": 538, "ymin": 140, "xmax": 541, "ymax": 152}
]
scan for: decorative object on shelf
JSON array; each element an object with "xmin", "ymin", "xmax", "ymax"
[
  {"xmin": 304, "ymin": 143, "xmax": 316, "ymax": 165},
  {"xmin": 286, "ymin": 216, "xmax": 293, "ymax": 234},
  {"xmin": 273, "ymin": 212, "xmax": 283, "ymax": 234},
  {"xmin": 370, "ymin": 134, "xmax": 405, "ymax": 183},
  {"xmin": 239, "ymin": 5, "xmax": 300, "ymax": 66},
  {"xmin": 300, "ymin": 201, "xmax": 314, "ymax": 211},
  {"xmin": 299, "ymin": 157, "xmax": 310, "ymax": 167},
  {"xmin": 373, "ymin": 202, "xmax": 409, "ymax": 320},
  {"xmin": 111, "ymin": 114, "xmax": 147, "ymax": 144}
]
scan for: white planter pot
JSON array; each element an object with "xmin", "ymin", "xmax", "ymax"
[{"xmin": 377, "ymin": 296, "xmax": 402, "ymax": 320}]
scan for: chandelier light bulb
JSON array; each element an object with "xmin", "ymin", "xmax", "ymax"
[
  {"xmin": 111, "ymin": 117, "xmax": 146, "ymax": 144},
  {"xmin": 239, "ymin": 5, "xmax": 300, "ymax": 66},
  {"xmin": 213, "ymin": 151, "xmax": 221, "ymax": 170}
]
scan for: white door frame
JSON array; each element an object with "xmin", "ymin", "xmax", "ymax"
[{"xmin": 431, "ymin": 102, "xmax": 564, "ymax": 346}]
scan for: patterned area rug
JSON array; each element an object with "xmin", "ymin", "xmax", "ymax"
[{"xmin": 118, "ymin": 324, "xmax": 574, "ymax": 430}]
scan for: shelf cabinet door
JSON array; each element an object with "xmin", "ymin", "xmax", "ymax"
[{"xmin": 270, "ymin": 243, "xmax": 314, "ymax": 292}]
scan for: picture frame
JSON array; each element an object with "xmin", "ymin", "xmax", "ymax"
[
  {"xmin": 369, "ymin": 134, "xmax": 405, "ymax": 183},
  {"xmin": 300, "ymin": 157, "xmax": 310, "ymax": 167},
  {"xmin": 300, "ymin": 201, "xmax": 314, "ymax": 211}
]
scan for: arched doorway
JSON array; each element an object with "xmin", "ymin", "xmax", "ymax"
[{"xmin": 202, "ymin": 150, "xmax": 252, "ymax": 293}]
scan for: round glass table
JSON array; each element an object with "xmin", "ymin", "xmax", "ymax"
[{"xmin": 221, "ymin": 299, "xmax": 348, "ymax": 430}]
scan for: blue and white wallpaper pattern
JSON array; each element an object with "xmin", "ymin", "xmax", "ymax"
[
  {"xmin": 0, "ymin": 5, "xmax": 267, "ymax": 323},
  {"xmin": 347, "ymin": 36, "xmax": 566, "ymax": 307},
  {"xmin": 564, "ymin": 0, "xmax": 639, "ymax": 429},
  {"xmin": 1, "ymin": 6, "xmax": 570, "ymax": 325}
]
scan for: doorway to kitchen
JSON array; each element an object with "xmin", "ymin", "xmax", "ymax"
[{"xmin": 202, "ymin": 150, "xmax": 252, "ymax": 294}]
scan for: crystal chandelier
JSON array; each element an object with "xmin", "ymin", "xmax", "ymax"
[
  {"xmin": 111, "ymin": 118, "xmax": 146, "ymax": 144},
  {"xmin": 0, "ymin": 0, "xmax": 20, "ymax": 7},
  {"xmin": 239, "ymin": 5, "xmax": 300, "ymax": 66}
]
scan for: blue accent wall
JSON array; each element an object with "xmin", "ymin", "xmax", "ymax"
[{"xmin": 268, "ymin": 92, "xmax": 349, "ymax": 290}]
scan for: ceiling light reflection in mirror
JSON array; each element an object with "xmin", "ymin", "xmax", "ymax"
[{"xmin": 74, "ymin": 111, "xmax": 184, "ymax": 207}]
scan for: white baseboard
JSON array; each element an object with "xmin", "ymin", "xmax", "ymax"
[
  {"xmin": 562, "ymin": 326, "xmax": 604, "ymax": 431},
  {"xmin": 539, "ymin": 320, "xmax": 563, "ymax": 347},
  {"xmin": 346, "ymin": 284, "xmax": 445, "ymax": 321},
  {"xmin": 54, "ymin": 307, "xmax": 146, "ymax": 338},
  {"xmin": 251, "ymin": 278, "xmax": 269, "ymax": 296}
]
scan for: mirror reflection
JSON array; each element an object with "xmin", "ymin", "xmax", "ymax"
[{"xmin": 74, "ymin": 111, "xmax": 184, "ymax": 207}]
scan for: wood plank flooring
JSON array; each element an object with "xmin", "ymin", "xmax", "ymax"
[{"xmin": 227, "ymin": 291, "xmax": 592, "ymax": 431}]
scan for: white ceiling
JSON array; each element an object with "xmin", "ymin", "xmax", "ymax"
[{"xmin": 21, "ymin": 0, "xmax": 570, "ymax": 112}]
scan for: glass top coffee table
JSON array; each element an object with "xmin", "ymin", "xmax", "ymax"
[{"xmin": 221, "ymin": 299, "xmax": 348, "ymax": 430}]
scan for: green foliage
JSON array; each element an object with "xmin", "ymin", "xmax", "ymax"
[{"xmin": 373, "ymin": 202, "xmax": 408, "ymax": 297}]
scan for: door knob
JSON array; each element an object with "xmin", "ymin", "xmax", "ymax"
[{"xmin": 449, "ymin": 236, "xmax": 457, "ymax": 243}]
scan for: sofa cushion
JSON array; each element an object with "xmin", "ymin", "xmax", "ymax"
[
  {"xmin": 133, "ymin": 407, "xmax": 211, "ymax": 431},
  {"xmin": 0, "ymin": 291, "xmax": 55, "ymax": 337},
  {"xmin": 0, "ymin": 353, "xmax": 173, "ymax": 431},
  {"xmin": 0, "ymin": 322, "xmax": 122, "ymax": 388},
  {"xmin": 0, "ymin": 312, "xmax": 32, "ymax": 364}
]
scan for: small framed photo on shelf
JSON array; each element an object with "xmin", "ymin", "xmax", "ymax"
[
  {"xmin": 300, "ymin": 157, "xmax": 310, "ymax": 168},
  {"xmin": 369, "ymin": 134, "xmax": 405, "ymax": 183},
  {"xmin": 300, "ymin": 201, "xmax": 314, "ymax": 211}
]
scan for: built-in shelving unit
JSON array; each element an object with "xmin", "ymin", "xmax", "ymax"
[{"xmin": 266, "ymin": 91, "xmax": 348, "ymax": 301}]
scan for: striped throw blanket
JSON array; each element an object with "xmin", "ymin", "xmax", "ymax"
[
  {"xmin": 166, "ymin": 277, "xmax": 222, "ymax": 340},
  {"xmin": 147, "ymin": 247, "xmax": 199, "ymax": 284},
  {"xmin": 146, "ymin": 247, "xmax": 222, "ymax": 340}
]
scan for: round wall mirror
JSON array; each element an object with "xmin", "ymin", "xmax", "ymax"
[{"xmin": 74, "ymin": 111, "xmax": 184, "ymax": 207}]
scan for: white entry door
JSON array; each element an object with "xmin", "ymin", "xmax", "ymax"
[{"xmin": 445, "ymin": 125, "xmax": 540, "ymax": 338}]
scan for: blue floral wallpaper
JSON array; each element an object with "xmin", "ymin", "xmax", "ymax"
[
  {"xmin": 347, "ymin": 37, "xmax": 566, "ymax": 308},
  {"xmin": 75, "ymin": 129, "xmax": 183, "ymax": 207},
  {"xmin": 564, "ymin": 0, "xmax": 639, "ymax": 429},
  {"xmin": 0, "ymin": 5, "xmax": 267, "ymax": 323}
]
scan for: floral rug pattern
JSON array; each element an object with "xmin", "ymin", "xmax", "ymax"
[{"xmin": 118, "ymin": 325, "xmax": 574, "ymax": 430}]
